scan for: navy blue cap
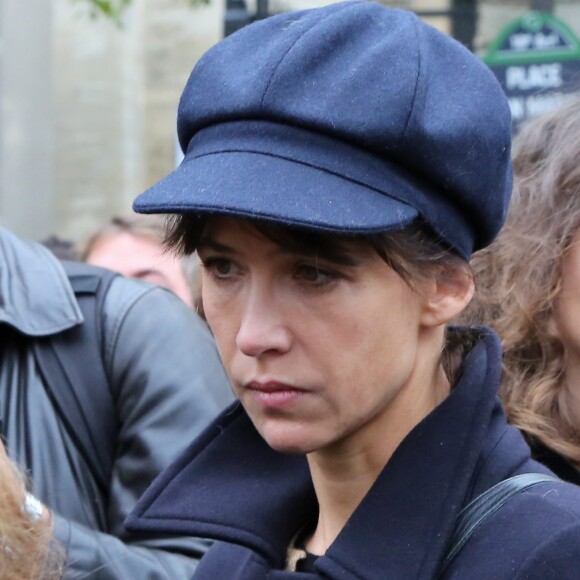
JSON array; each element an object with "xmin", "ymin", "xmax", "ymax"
[{"xmin": 133, "ymin": 1, "xmax": 513, "ymax": 259}]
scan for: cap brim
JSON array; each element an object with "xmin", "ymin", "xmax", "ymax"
[
  {"xmin": 134, "ymin": 120, "xmax": 472, "ymax": 246},
  {"xmin": 134, "ymin": 149, "xmax": 418, "ymax": 234}
]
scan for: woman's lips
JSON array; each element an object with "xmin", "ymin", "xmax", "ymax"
[{"xmin": 244, "ymin": 381, "xmax": 307, "ymax": 409}]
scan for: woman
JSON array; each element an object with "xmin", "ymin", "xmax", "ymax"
[
  {"xmin": 126, "ymin": 3, "xmax": 580, "ymax": 578},
  {"xmin": 464, "ymin": 97, "xmax": 580, "ymax": 484}
]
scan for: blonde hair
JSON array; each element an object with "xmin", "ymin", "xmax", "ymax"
[
  {"xmin": 0, "ymin": 451, "xmax": 63, "ymax": 579},
  {"xmin": 463, "ymin": 97, "xmax": 580, "ymax": 468}
]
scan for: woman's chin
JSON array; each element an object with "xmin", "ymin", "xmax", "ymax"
[{"xmin": 258, "ymin": 425, "xmax": 322, "ymax": 456}]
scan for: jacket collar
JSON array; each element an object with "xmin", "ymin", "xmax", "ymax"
[
  {"xmin": 0, "ymin": 227, "xmax": 82, "ymax": 336},
  {"xmin": 128, "ymin": 329, "xmax": 523, "ymax": 578}
]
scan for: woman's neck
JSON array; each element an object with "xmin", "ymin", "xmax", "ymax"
[
  {"xmin": 304, "ymin": 360, "xmax": 450, "ymax": 555},
  {"xmin": 304, "ymin": 446, "xmax": 389, "ymax": 555}
]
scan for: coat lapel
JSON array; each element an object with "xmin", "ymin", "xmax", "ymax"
[{"xmin": 127, "ymin": 403, "xmax": 318, "ymax": 566}]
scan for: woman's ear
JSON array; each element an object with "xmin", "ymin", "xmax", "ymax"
[{"xmin": 420, "ymin": 262, "xmax": 474, "ymax": 327}]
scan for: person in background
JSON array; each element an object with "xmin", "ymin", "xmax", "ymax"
[
  {"xmin": 463, "ymin": 97, "xmax": 580, "ymax": 484},
  {"xmin": 82, "ymin": 214, "xmax": 199, "ymax": 309},
  {"xmin": 0, "ymin": 439, "xmax": 62, "ymax": 579},
  {"xmin": 125, "ymin": 3, "xmax": 580, "ymax": 578},
  {"xmin": 0, "ymin": 226, "xmax": 233, "ymax": 578}
]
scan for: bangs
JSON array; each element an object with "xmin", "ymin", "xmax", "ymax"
[
  {"xmin": 164, "ymin": 213, "xmax": 457, "ymax": 285},
  {"xmin": 165, "ymin": 214, "xmax": 371, "ymax": 267}
]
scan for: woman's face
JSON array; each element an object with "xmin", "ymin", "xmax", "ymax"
[{"xmin": 198, "ymin": 217, "xmax": 445, "ymax": 456}]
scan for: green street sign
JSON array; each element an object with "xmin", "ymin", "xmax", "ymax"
[{"xmin": 484, "ymin": 11, "xmax": 580, "ymax": 130}]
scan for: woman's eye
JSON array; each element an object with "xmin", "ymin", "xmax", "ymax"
[
  {"xmin": 294, "ymin": 264, "xmax": 337, "ymax": 286},
  {"xmin": 202, "ymin": 258, "xmax": 238, "ymax": 279}
]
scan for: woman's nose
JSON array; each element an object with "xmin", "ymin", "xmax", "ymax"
[{"xmin": 236, "ymin": 290, "xmax": 292, "ymax": 358}]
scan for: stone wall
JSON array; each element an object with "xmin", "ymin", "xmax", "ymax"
[
  {"xmin": 0, "ymin": 0, "xmax": 54, "ymax": 239},
  {"xmin": 1, "ymin": 0, "xmax": 224, "ymax": 241},
  {"xmin": 51, "ymin": 0, "xmax": 225, "ymax": 241}
]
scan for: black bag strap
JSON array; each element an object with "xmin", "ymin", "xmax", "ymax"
[
  {"xmin": 439, "ymin": 473, "xmax": 560, "ymax": 575},
  {"xmin": 32, "ymin": 261, "xmax": 119, "ymax": 495}
]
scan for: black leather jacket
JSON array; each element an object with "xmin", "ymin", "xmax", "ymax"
[{"xmin": 0, "ymin": 227, "xmax": 234, "ymax": 579}]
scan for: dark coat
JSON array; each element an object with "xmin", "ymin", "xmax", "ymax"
[
  {"xmin": 0, "ymin": 227, "xmax": 234, "ymax": 578},
  {"xmin": 531, "ymin": 440, "xmax": 580, "ymax": 485},
  {"xmin": 127, "ymin": 329, "xmax": 580, "ymax": 579}
]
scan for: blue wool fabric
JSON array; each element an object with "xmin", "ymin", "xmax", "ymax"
[
  {"xmin": 126, "ymin": 330, "xmax": 580, "ymax": 579},
  {"xmin": 133, "ymin": 1, "xmax": 513, "ymax": 259}
]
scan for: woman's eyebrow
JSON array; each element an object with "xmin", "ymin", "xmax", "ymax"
[{"xmin": 197, "ymin": 237, "xmax": 239, "ymax": 254}]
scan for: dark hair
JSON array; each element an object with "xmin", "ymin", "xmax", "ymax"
[
  {"xmin": 165, "ymin": 214, "xmax": 473, "ymax": 384},
  {"xmin": 165, "ymin": 215, "xmax": 463, "ymax": 282}
]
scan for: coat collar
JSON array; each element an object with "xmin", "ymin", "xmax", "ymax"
[
  {"xmin": 0, "ymin": 227, "xmax": 82, "ymax": 336},
  {"xmin": 128, "ymin": 329, "xmax": 524, "ymax": 579}
]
